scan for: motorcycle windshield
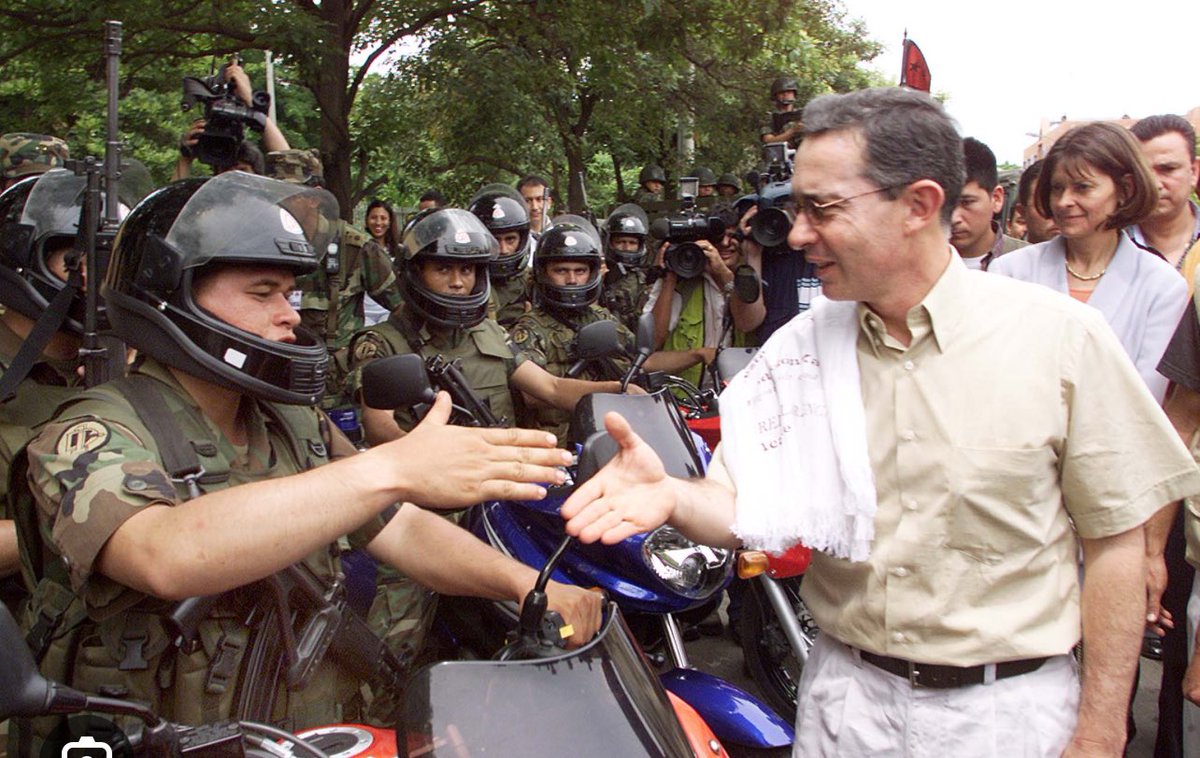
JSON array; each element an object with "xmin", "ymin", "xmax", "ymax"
[{"xmin": 402, "ymin": 610, "xmax": 694, "ymax": 757}]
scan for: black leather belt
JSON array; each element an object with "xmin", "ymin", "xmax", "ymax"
[{"xmin": 859, "ymin": 650, "xmax": 1050, "ymax": 689}]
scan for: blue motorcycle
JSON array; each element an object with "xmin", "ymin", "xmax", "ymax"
[{"xmin": 360, "ymin": 317, "xmax": 793, "ymax": 755}]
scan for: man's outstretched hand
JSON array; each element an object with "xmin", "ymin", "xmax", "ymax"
[{"xmin": 561, "ymin": 411, "xmax": 676, "ymax": 544}]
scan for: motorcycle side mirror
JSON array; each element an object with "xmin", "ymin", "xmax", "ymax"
[
  {"xmin": 634, "ymin": 313, "xmax": 655, "ymax": 358},
  {"xmin": 570, "ymin": 320, "xmax": 621, "ymax": 361},
  {"xmin": 620, "ymin": 314, "xmax": 657, "ymax": 393},
  {"xmin": 0, "ymin": 604, "xmax": 86, "ymax": 719},
  {"xmin": 361, "ymin": 354, "xmax": 436, "ymax": 410},
  {"xmin": 715, "ymin": 347, "xmax": 758, "ymax": 385},
  {"xmin": 576, "ymin": 430, "xmax": 620, "ymax": 486}
]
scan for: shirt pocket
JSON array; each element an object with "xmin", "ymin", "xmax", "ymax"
[{"xmin": 946, "ymin": 446, "xmax": 1059, "ymax": 564}]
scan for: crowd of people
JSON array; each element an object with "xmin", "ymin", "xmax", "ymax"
[{"xmin": 1, "ymin": 59, "xmax": 1200, "ymax": 758}]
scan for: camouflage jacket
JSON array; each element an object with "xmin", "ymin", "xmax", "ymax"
[
  {"xmin": 347, "ymin": 305, "xmax": 526, "ymax": 432},
  {"xmin": 20, "ymin": 359, "xmax": 376, "ymax": 736},
  {"xmin": 487, "ymin": 268, "xmax": 533, "ymax": 327},
  {"xmin": 294, "ymin": 221, "xmax": 403, "ymax": 407},
  {"xmin": 509, "ymin": 304, "xmax": 631, "ymax": 440},
  {"xmin": 599, "ymin": 265, "xmax": 648, "ymax": 333}
]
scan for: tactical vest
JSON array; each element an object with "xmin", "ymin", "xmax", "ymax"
[
  {"xmin": 664, "ymin": 278, "xmax": 707, "ymax": 387},
  {"xmin": 600, "ymin": 266, "xmax": 648, "ymax": 333},
  {"xmin": 368, "ymin": 311, "xmax": 518, "ymax": 431},
  {"xmin": 15, "ymin": 372, "xmax": 356, "ymax": 747},
  {"xmin": 487, "ymin": 269, "xmax": 533, "ymax": 328},
  {"xmin": 513, "ymin": 306, "xmax": 629, "ymax": 441}
]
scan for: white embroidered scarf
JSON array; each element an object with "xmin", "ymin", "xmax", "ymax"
[{"xmin": 720, "ymin": 297, "xmax": 876, "ymax": 560}]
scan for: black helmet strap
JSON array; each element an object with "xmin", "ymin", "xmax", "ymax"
[{"xmin": 0, "ymin": 262, "xmax": 81, "ymax": 401}]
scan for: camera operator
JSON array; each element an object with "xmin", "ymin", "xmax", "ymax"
[
  {"xmin": 736, "ymin": 203, "xmax": 821, "ymax": 342},
  {"xmin": 644, "ymin": 210, "xmax": 758, "ymax": 387},
  {"xmin": 172, "ymin": 57, "xmax": 289, "ymax": 180}
]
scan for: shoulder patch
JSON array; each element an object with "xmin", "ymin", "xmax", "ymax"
[
  {"xmin": 510, "ymin": 324, "xmax": 531, "ymax": 345},
  {"xmin": 55, "ymin": 421, "xmax": 110, "ymax": 456},
  {"xmin": 353, "ymin": 336, "xmax": 381, "ymax": 364}
]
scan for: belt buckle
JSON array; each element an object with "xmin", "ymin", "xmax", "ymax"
[{"xmin": 907, "ymin": 660, "xmax": 920, "ymax": 688}]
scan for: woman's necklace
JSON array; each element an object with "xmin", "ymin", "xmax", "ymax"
[{"xmin": 1065, "ymin": 262, "xmax": 1107, "ymax": 281}]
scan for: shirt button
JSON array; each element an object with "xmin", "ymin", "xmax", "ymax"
[
  {"xmin": 903, "ymin": 360, "xmax": 915, "ymax": 371},
  {"xmin": 891, "ymin": 567, "xmax": 909, "ymax": 578},
  {"xmin": 891, "ymin": 631, "xmax": 906, "ymax": 643},
  {"xmin": 900, "ymin": 429, "xmax": 916, "ymax": 441}
]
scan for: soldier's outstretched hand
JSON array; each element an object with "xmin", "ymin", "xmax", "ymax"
[
  {"xmin": 391, "ymin": 392, "xmax": 571, "ymax": 508},
  {"xmin": 561, "ymin": 411, "xmax": 676, "ymax": 544}
]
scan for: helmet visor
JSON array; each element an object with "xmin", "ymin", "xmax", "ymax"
[
  {"xmin": 404, "ymin": 207, "xmax": 498, "ymax": 261},
  {"xmin": 164, "ymin": 171, "xmax": 339, "ymax": 271}
]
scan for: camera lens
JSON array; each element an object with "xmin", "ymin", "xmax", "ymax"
[
  {"xmin": 664, "ymin": 242, "xmax": 706, "ymax": 279},
  {"xmin": 751, "ymin": 207, "xmax": 795, "ymax": 248}
]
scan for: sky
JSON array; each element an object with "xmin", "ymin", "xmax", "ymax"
[{"xmin": 836, "ymin": 0, "xmax": 1200, "ymax": 166}]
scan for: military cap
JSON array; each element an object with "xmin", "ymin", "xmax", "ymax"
[
  {"xmin": 0, "ymin": 133, "xmax": 69, "ymax": 179},
  {"xmin": 693, "ymin": 166, "xmax": 718, "ymax": 186},
  {"xmin": 638, "ymin": 164, "xmax": 666, "ymax": 185},
  {"xmin": 716, "ymin": 172, "xmax": 741, "ymax": 192},
  {"xmin": 265, "ymin": 148, "xmax": 324, "ymax": 186}
]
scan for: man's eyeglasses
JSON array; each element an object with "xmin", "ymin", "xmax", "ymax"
[{"xmin": 796, "ymin": 184, "xmax": 904, "ymax": 225}]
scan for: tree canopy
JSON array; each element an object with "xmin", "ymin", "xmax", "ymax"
[{"xmin": 0, "ymin": 0, "xmax": 881, "ymax": 219}]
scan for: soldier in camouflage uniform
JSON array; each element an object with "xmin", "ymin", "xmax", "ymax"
[
  {"xmin": 511, "ymin": 219, "xmax": 710, "ymax": 441},
  {"xmin": 0, "ymin": 172, "xmax": 85, "ymax": 615},
  {"xmin": 11, "ymin": 174, "xmax": 599, "ymax": 751},
  {"xmin": 346, "ymin": 209, "xmax": 618, "ymax": 666},
  {"xmin": 598, "ymin": 203, "xmax": 652, "ymax": 332},
  {"xmin": 0, "ymin": 133, "xmax": 69, "ymax": 191},
  {"xmin": 468, "ymin": 186, "xmax": 533, "ymax": 327},
  {"xmin": 632, "ymin": 163, "xmax": 666, "ymax": 208},
  {"xmin": 266, "ymin": 149, "xmax": 404, "ymax": 416}
]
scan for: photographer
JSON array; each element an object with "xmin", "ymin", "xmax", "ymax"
[
  {"xmin": 644, "ymin": 211, "xmax": 757, "ymax": 387},
  {"xmin": 172, "ymin": 57, "xmax": 289, "ymax": 180}
]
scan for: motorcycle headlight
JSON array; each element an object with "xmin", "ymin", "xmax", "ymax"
[{"xmin": 642, "ymin": 526, "xmax": 732, "ymax": 599}]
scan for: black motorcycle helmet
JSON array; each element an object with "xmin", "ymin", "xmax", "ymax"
[
  {"xmin": 0, "ymin": 168, "xmax": 148, "ymax": 334},
  {"xmin": 398, "ymin": 208, "xmax": 497, "ymax": 329},
  {"xmin": 534, "ymin": 216, "xmax": 602, "ymax": 312},
  {"xmin": 467, "ymin": 190, "xmax": 531, "ymax": 282},
  {"xmin": 105, "ymin": 171, "xmax": 338, "ymax": 405},
  {"xmin": 601, "ymin": 203, "xmax": 649, "ymax": 268}
]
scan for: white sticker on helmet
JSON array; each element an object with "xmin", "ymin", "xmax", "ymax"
[
  {"xmin": 455, "ymin": 231, "xmax": 470, "ymax": 243},
  {"xmin": 224, "ymin": 348, "xmax": 248, "ymax": 369},
  {"xmin": 279, "ymin": 207, "xmax": 303, "ymax": 235},
  {"xmin": 564, "ymin": 235, "xmax": 577, "ymax": 247},
  {"xmin": 493, "ymin": 206, "xmax": 506, "ymax": 219},
  {"xmin": 622, "ymin": 218, "xmax": 636, "ymax": 228}
]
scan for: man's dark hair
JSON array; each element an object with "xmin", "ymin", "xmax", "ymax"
[
  {"xmin": 1130, "ymin": 114, "xmax": 1197, "ymax": 160},
  {"xmin": 217, "ymin": 140, "xmax": 264, "ymax": 175},
  {"xmin": 802, "ymin": 88, "xmax": 964, "ymax": 226},
  {"xmin": 516, "ymin": 174, "xmax": 549, "ymax": 193},
  {"xmin": 962, "ymin": 137, "xmax": 999, "ymax": 192},
  {"xmin": 1016, "ymin": 159, "xmax": 1045, "ymax": 207},
  {"xmin": 419, "ymin": 188, "xmax": 447, "ymax": 207}
]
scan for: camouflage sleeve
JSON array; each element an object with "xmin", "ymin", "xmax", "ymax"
[
  {"xmin": 344, "ymin": 329, "xmax": 397, "ymax": 402},
  {"xmin": 362, "ymin": 240, "xmax": 404, "ymax": 311},
  {"xmin": 507, "ymin": 321, "xmax": 542, "ymax": 371},
  {"xmin": 26, "ymin": 416, "xmax": 177, "ymax": 591}
]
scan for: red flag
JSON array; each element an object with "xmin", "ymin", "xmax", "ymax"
[{"xmin": 900, "ymin": 38, "xmax": 931, "ymax": 93}]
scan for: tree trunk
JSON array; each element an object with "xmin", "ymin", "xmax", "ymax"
[{"xmin": 307, "ymin": 0, "xmax": 355, "ymax": 220}]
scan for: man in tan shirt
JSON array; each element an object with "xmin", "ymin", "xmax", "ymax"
[{"xmin": 560, "ymin": 88, "xmax": 1200, "ymax": 756}]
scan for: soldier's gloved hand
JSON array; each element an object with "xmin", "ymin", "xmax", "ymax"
[{"xmin": 540, "ymin": 581, "xmax": 604, "ymax": 649}]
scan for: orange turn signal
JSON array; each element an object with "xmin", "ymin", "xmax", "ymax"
[{"xmin": 737, "ymin": 551, "xmax": 769, "ymax": 580}]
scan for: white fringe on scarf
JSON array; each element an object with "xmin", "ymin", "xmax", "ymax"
[{"xmin": 721, "ymin": 297, "xmax": 876, "ymax": 560}]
